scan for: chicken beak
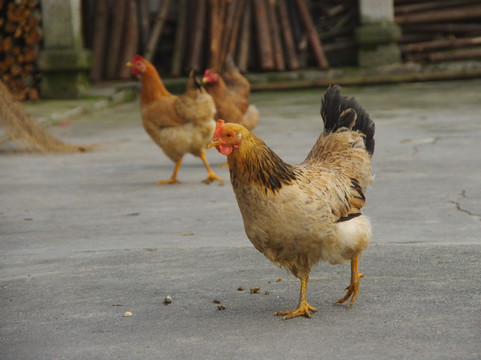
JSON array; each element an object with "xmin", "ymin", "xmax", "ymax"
[
  {"xmin": 207, "ymin": 139, "xmax": 222, "ymax": 149},
  {"xmin": 126, "ymin": 62, "xmax": 133, "ymax": 67}
]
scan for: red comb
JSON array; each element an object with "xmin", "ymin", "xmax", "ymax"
[
  {"xmin": 214, "ymin": 120, "xmax": 225, "ymax": 138},
  {"xmin": 131, "ymin": 54, "xmax": 143, "ymax": 62}
]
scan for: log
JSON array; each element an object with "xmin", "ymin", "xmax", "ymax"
[
  {"xmin": 401, "ymin": 36, "xmax": 481, "ymax": 54},
  {"xmin": 278, "ymin": 0, "xmax": 299, "ymax": 70},
  {"xmin": 266, "ymin": 0, "xmax": 285, "ymax": 71},
  {"xmin": 295, "ymin": 0, "xmax": 329, "ymax": 69},
  {"xmin": 252, "ymin": 0, "xmax": 275, "ymax": 70},
  {"xmin": 171, "ymin": 0, "xmax": 187, "ymax": 76},
  {"xmin": 427, "ymin": 47, "xmax": 481, "ymax": 63},
  {"xmin": 237, "ymin": 0, "xmax": 252, "ymax": 72},
  {"xmin": 395, "ymin": 0, "xmax": 479, "ymax": 16},
  {"xmin": 1, "ymin": 0, "xmax": 41, "ymax": 100},
  {"xmin": 189, "ymin": 0, "xmax": 207, "ymax": 71},
  {"xmin": 118, "ymin": 0, "xmax": 139, "ymax": 79},
  {"xmin": 402, "ymin": 23, "xmax": 481, "ymax": 35},
  {"xmin": 395, "ymin": 4, "xmax": 481, "ymax": 25},
  {"xmin": 249, "ymin": 67, "xmax": 481, "ymax": 91},
  {"xmin": 144, "ymin": 0, "xmax": 172, "ymax": 62},
  {"xmin": 323, "ymin": 40, "xmax": 356, "ymax": 54},
  {"xmin": 105, "ymin": 0, "xmax": 128, "ymax": 79}
]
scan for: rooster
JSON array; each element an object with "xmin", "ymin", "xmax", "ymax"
[
  {"xmin": 127, "ymin": 55, "xmax": 223, "ymax": 184},
  {"xmin": 202, "ymin": 56, "xmax": 259, "ymax": 131},
  {"xmin": 208, "ymin": 85, "xmax": 375, "ymax": 319}
]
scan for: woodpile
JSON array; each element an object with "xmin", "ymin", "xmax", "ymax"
[
  {"xmin": 395, "ymin": 0, "xmax": 481, "ymax": 63},
  {"xmin": 84, "ymin": 0, "xmax": 355, "ymax": 80},
  {"xmin": 0, "ymin": 0, "xmax": 42, "ymax": 101}
]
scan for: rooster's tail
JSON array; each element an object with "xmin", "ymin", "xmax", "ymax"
[{"xmin": 321, "ymin": 85, "xmax": 375, "ymax": 156}]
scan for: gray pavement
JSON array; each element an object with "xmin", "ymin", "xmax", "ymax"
[{"xmin": 1, "ymin": 80, "xmax": 481, "ymax": 359}]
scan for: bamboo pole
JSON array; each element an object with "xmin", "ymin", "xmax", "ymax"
[
  {"xmin": 227, "ymin": 0, "xmax": 246, "ymax": 59},
  {"xmin": 105, "ymin": 0, "xmax": 128, "ymax": 79},
  {"xmin": 208, "ymin": 0, "xmax": 221, "ymax": 71},
  {"xmin": 144, "ymin": 0, "xmax": 172, "ymax": 62},
  {"xmin": 266, "ymin": 0, "xmax": 285, "ymax": 71},
  {"xmin": 89, "ymin": 0, "xmax": 109, "ymax": 81},
  {"xmin": 237, "ymin": 0, "xmax": 252, "ymax": 72},
  {"xmin": 137, "ymin": 0, "xmax": 151, "ymax": 53},
  {"xmin": 295, "ymin": 0, "xmax": 329, "ymax": 69},
  {"xmin": 190, "ymin": 0, "xmax": 207, "ymax": 71},
  {"xmin": 278, "ymin": 0, "xmax": 299, "ymax": 70},
  {"xmin": 118, "ymin": 0, "xmax": 139, "ymax": 79},
  {"xmin": 171, "ymin": 0, "xmax": 187, "ymax": 76},
  {"xmin": 219, "ymin": 0, "xmax": 239, "ymax": 69},
  {"xmin": 252, "ymin": 0, "xmax": 274, "ymax": 70}
]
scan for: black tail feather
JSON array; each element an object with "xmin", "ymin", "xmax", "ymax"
[{"xmin": 321, "ymin": 85, "xmax": 375, "ymax": 155}]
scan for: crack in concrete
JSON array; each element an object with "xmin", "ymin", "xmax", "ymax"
[{"xmin": 449, "ymin": 190, "xmax": 481, "ymax": 221}]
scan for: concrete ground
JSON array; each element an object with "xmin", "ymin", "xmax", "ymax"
[{"xmin": 1, "ymin": 79, "xmax": 480, "ymax": 359}]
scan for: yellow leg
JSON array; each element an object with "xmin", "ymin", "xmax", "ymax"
[
  {"xmin": 275, "ymin": 274, "xmax": 317, "ymax": 320},
  {"xmin": 157, "ymin": 159, "xmax": 182, "ymax": 185},
  {"xmin": 199, "ymin": 152, "xmax": 224, "ymax": 184},
  {"xmin": 335, "ymin": 254, "xmax": 364, "ymax": 307}
]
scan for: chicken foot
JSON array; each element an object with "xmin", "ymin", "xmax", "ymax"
[
  {"xmin": 199, "ymin": 152, "xmax": 224, "ymax": 183},
  {"xmin": 275, "ymin": 274, "xmax": 317, "ymax": 319},
  {"xmin": 157, "ymin": 159, "xmax": 182, "ymax": 185},
  {"xmin": 335, "ymin": 254, "xmax": 364, "ymax": 307}
]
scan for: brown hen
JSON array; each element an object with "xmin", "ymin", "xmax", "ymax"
[
  {"xmin": 127, "ymin": 55, "xmax": 223, "ymax": 184},
  {"xmin": 209, "ymin": 85, "xmax": 375, "ymax": 319}
]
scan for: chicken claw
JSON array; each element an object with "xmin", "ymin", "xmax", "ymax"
[
  {"xmin": 157, "ymin": 178, "xmax": 181, "ymax": 185},
  {"xmin": 157, "ymin": 159, "xmax": 182, "ymax": 185},
  {"xmin": 335, "ymin": 255, "xmax": 364, "ymax": 307},
  {"xmin": 200, "ymin": 152, "xmax": 224, "ymax": 184},
  {"xmin": 275, "ymin": 301, "xmax": 318, "ymax": 320},
  {"xmin": 275, "ymin": 275, "xmax": 317, "ymax": 320}
]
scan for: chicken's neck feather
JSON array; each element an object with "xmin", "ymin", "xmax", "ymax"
[
  {"xmin": 228, "ymin": 133, "xmax": 299, "ymax": 194},
  {"xmin": 139, "ymin": 66, "xmax": 172, "ymax": 105}
]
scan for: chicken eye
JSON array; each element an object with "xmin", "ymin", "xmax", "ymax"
[{"xmin": 226, "ymin": 132, "xmax": 233, "ymax": 138}]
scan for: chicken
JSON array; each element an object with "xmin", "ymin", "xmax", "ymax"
[
  {"xmin": 202, "ymin": 57, "xmax": 259, "ymax": 131},
  {"xmin": 208, "ymin": 85, "xmax": 375, "ymax": 319},
  {"xmin": 126, "ymin": 55, "xmax": 223, "ymax": 184}
]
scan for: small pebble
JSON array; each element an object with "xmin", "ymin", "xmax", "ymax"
[
  {"xmin": 213, "ymin": 299, "xmax": 221, "ymax": 304},
  {"xmin": 276, "ymin": 278, "xmax": 282, "ymax": 283},
  {"xmin": 250, "ymin": 287, "xmax": 260, "ymax": 294},
  {"xmin": 123, "ymin": 311, "xmax": 133, "ymax": 317},
  {"xmin": 164, "ymin": 295, "xmax": 172, "ymax": 304},
  {"xmin": 237, "ymin": 286, "xmax": 245, "ymax": 291},
  {"xmin": 217, "ymin": 304, "xmax": 226, "ymax": 311},
  {"xmin": 264, "ymin": 291, "xmax": 270, "ymax": 295}
]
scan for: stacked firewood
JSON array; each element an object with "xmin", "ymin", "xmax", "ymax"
[
  {"xmin": 395, "ymin": 0, "xmax": 481, "ymax": 63},
  {"xmin": 84, "ymin": 0, "xmax": 355, "ymax": 80},
  {"xmin": 0, "ymin": 0, "xmax": 42, "ymax": 101}
]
